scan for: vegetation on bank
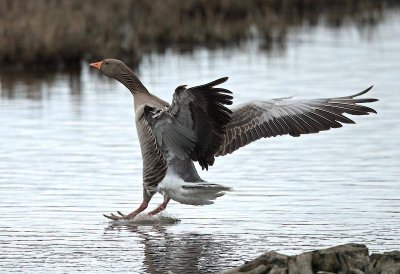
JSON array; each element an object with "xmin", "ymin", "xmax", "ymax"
[{"xmin": 0, "ymin": 0, "xmax": 397, "ymax": 70}]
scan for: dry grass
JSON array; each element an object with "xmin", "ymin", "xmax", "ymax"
[{"xmin": 0, "ymin": 0, "xmax": 396, "ymax": 69}]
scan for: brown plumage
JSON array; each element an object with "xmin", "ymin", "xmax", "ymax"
[{"xmin": 90, "ymin": 59, "xmax": 377, "ymax": 220}]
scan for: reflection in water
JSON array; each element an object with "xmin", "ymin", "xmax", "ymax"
[
  {"xmin": 0, "ymin": 0, "xmax": 394, "ymax": 69},
  {"xmin": 0, "ymin": 67, "xmax": 82, "ymax": 100},
  {"xmin": 122, "ymin": 225, "xmax": 235, "ymax": 274},
  {"xmin": 0, "ymin": 6, "xmax": 396, "ymax": 101},
  {"xmin": 0, "ymin": 9, "xmax": 400, "ymax": 274}
]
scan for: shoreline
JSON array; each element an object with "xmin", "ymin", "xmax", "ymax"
[{"xmin": 1, "ymin": 0, "xmax": 398, "ymax": 70}]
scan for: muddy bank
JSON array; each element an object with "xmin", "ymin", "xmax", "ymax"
[
  {"xmin": 0, "ymin": 0, "xmax": 398, "ymax": 70},
  {"xmin": 218, "ymin": 243, "xmax": 400, "ymax": 274}
]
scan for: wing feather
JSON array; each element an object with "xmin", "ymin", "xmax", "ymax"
[
  {"xmin": 216, "ymin": 86, "xmax": 377, "ymax": 157},
  {"xmin": 144, "ymin": 78, "xmax": 233, "ymax": 169}
]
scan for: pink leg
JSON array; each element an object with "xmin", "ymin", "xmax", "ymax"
[
  {"xmin": 148, "ymin": 196, "xmax": 171, "ymax": 216},
  {"xmin": 124, "ymin": 200, "xmax": 149, "ymax": 219},
  {"xmin": 104, "ymin": 200, "xmax": 148, "ymax": 220}
]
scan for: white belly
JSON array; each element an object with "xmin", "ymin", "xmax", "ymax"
[
  {"xmin": 156, "ymin": 168, "xmax": 231, "ymax": 206},
  {"xmin": 156, "ymin": 170, "xmax": 186, "ymax": 201}
]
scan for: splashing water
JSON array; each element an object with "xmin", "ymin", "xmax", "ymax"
[{"xmin": 107, "ymin": 213, "xmax": 181, "ymax": 226}]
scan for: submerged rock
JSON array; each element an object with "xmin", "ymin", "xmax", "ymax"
[{"xmin": 219, "ymin": 243, "xmax": 400, "ymax": 274}]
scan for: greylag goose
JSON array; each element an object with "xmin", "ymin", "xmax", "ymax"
[{"xmin": 90, "ymin": 59, "xmax": 377, "ymax": 220}]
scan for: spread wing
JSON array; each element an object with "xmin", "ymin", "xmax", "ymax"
[
  {"xmin": 216, "ymin": 86, "xmax": 377, "ymax": 157},
  {"xmin": 143, "ymin": 77, "xmax": 233, "ymax": 170}
]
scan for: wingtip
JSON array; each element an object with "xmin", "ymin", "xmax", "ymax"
[
  {"xmin": 366, "ymin": 85, "xmax": 379, "ymax": 102},
  {"xmin": 352, "ymin": 85, "xmax": 374, "ymax": 98},
  {"xmin": 212, "ymin": 77, "xmax": 229, "ymax": 86},
  {"xmin": 365, "ymin": 85, "xmax": 374, "ymax": 93}
]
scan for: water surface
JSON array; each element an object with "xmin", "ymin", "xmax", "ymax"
[{"xmin": 1, "ymin": 13, "xmax": 399, "ymax": 274}]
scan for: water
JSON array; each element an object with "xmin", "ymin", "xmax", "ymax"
[{"xmin": 1, "ymin": 13, "xmax": 400, "ymax": 274}]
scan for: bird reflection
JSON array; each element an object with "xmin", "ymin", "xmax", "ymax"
[{"xmin": 107, "ymin": 224, "xmax": 236, "ymax": 274}]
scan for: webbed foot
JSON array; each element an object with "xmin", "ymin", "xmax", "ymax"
[{"xmin": 103, "ymin": 211, "xmax": 128, "ymax": 220}]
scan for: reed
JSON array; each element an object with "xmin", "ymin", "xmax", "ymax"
[{"xmin": 0, "ymin": 0, "xmax": 396, "ymax": 69}]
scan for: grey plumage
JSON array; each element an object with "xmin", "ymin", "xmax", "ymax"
[
  {"xmin": 216, "ymin": 86, "xmax": 377, "ymax": 156},
  {"xmin": 91, "ymin": 59, "xmax": 377, "ymax": 216},
  {"xmin": 144, "ymin": 77, "xmax": 233, "ymax": 170},
  {"xmin": 142, "ymin": 83, "xmax": 377, "ymax": 198}
]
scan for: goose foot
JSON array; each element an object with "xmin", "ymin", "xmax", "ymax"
[
  {"xmin": 103, "ymin": 201, "xmax": 148, "ymax": 220},
  {"xmin": 103, "ymin": 211, "xmax": 129, "ymax": 220}
]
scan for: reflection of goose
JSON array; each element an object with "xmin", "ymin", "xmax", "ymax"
[
  {"xmin": 124, "ymin": 226, "xmax": 232, "ymax": 274},
  {"xmin": 90, "ymin": 59, "xmax": 377, "ymax": 220}
]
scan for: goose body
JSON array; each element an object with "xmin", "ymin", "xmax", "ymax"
[{"xmin": 89, "ymin": 59, "xmax": 378, "ymax": 220}]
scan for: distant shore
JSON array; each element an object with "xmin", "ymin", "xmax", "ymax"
[{"xmin": 0, "ymin": 0, "xmax": 398, "ymax": 70}]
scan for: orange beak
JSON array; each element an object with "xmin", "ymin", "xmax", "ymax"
[{"xmin": 89, "ymin": 61, "xmax": 103, "ymax": 70}]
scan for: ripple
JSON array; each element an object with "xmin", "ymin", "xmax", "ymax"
[{"xmin": 1, "ymin": 12, "xmax": 400, "ymax": 273}]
